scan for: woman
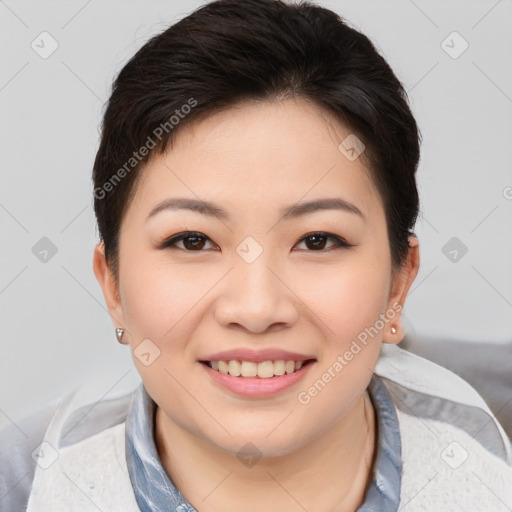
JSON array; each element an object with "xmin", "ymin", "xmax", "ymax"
[{"xmin": 1, "ymin": 0, "xmax": 511, "ymax": 510}]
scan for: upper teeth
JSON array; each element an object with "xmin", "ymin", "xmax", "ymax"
[{"xmin": 210, "ymin": 360, "xmax": 305, "ymax": 378}]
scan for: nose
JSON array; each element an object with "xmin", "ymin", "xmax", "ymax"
[{"xmin": 214, "ymin": 255, "xmax": 299, "ymax": 334}]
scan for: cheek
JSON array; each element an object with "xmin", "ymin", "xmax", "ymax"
[
  {"xmin": 120, "ymin": 257, "xmax": 210, "ymax": 340},
  {"xmin": 118, "ymin": 259, "xmax": 225, "ymax": 390},
  {"xmin": 119, "ymin": 261, "xmax": 208, "ymax": 412},
  {"xmin": 298, "ymin": 257, "xmax": 391, "ymax": 345},
  {"xmin": 293, "ymin": 258, "xmax": 390, "ymax": 416}
]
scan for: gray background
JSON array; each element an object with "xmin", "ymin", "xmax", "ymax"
[{"xmin": 1, "ymin": 0, "xmax": 511, "ymax": 425}]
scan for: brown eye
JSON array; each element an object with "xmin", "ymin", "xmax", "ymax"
[
  {"xmin": 160, "ymin": 232, "xmax": 217, "ymax": 251},
  {"xmin": 160, "ymin": 231, "xmax": 352, "ymax": 252},
  {"xmin": 295, "ymin": 232, "xmax": 353, "ymax": 251}
]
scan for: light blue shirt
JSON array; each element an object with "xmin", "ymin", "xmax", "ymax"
[{"xmin": 125, "ymin": 373, "xmax": 402, "ymax": 512}]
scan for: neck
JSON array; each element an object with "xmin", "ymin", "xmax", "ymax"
[{"xmin": 155, "ymin": 391, "xmax": 376, "ymax": 512}]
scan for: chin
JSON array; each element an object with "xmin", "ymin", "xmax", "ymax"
[{"xmin": 203, "ymin": 425, "xmax": 307, "ymax": 460}]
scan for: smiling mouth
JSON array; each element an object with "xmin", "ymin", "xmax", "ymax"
[{"xmin": 199, "ymin": 359, "xmax": 316, "ymax": 378}]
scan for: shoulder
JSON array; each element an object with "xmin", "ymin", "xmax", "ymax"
[
  {"xmin": 373, "ymin": 345, "xmax": 512, "ymax": 508},
  {"xmin": 395, "ymin": 408, "xmax": 512, "ymax": 510},
  {"xmin": 0, "ymin": 386, "xmax": 137, "ymax": 511},
  {"xmin": 0, "ymin": 399, "xmax": 60, "ymax": 511},
  {"xmin": 375, "ymin": 343, "xmax": 512, "ymax": 464}
]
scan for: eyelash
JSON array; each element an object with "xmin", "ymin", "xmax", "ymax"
[{"xmin": 159, "ymin": 231, "xmax": 354, "ymax": 252}]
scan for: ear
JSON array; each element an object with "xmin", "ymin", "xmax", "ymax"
[
  {"xmin": 93, "ymin": 241, "xmax": 127, "ymax": 336},
  {"xmin": 383, "ymin": 235, "xmax": 420, "ymax": 344}
]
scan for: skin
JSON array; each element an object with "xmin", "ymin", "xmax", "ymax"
[{"xmin": 94, "ymin": 97, "xmax": 420, "ymax": 512}]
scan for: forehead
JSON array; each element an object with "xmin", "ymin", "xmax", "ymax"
[{"xmin": 126, "ymin": 97, "xmax": 384, "ymax": 225}]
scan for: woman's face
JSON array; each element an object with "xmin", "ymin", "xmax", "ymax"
[{"xmin": 95, "ymin": 97, "xmax": 417, "ymax": 456}]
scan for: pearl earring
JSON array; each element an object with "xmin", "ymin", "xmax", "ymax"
[
  {"xmin": 390, "ymin": 326, "xmax": 397, "ymax": 334},
  {"xmin": 116, "ymin": 328, "xmax": 126, "ymax": 344}
]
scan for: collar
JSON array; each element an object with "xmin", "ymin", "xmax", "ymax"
[{"xmin": 125, "ymin": 373, "xmax": 401, "ymax": 512}]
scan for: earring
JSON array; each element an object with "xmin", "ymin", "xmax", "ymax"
[
  {"xmin": 116, "ymin": 328, "xmax": 126, "ymax": 344},
  {"xmin": 390, "ymin": 326, "xmax": 397, "ymax": 334}
]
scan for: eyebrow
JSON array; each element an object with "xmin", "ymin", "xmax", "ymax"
[{"xmin": 145, "ymin": 196, "xmax": 365, "ymax": 223}]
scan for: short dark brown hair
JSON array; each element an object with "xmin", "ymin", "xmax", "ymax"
[{"xmin": 92, "ymin": 0, "xmax": 421, "ymax": 281}]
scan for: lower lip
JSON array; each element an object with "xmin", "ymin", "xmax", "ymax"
[{"xmin": 200, "ymin": 361, "xmax": 316, "ymax": 398}]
